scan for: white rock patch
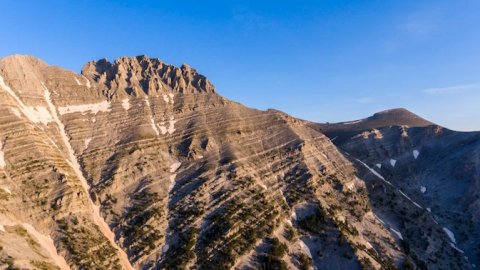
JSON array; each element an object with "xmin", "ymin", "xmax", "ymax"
[
  {"xmin": 21, "ymin": 223, "xmax": 71, "ymax": 270},
  {"xmin": 58, "ymin": 101, "xmax": 111, "ymax": 115},
  {"xmin": 169, "ymin": 162, "xmax": 181, "ymax": 192},
  {"xmin": 27, "ymin": 106, "xmax": 54, "ymax": 124},
  {"xmin": 0, "ymin": 76, "xmax": 54, "ymax": 124},
  {"xmin": 0, "ymin": 141, "xmax": 5, "ymax": 169},
  {"xmin": 356, "ymin": 159, "xmax": 390, "ymax": 184},
  {"xmin": 9, "ymin": 108, "xmax": 22, "ymax": 118},
  {"xmin": 1, "ymin": 187, "xmax": 11, "ymax": 194},
  {"xmin": 390, "ymin": 159, "xmax": 397, "ymax": 167},
  {"xmin": 150, "ymin": 118, "xmax": 160, "ymax": 136},
  {"xmin": 84, "ymin": 138, "xmax": 92, "ymax": 149},
  {"xmin": 170, "ymin": 162, "xmax": 182, "ymax": 173},
  {"xmin": 121, "ymin": 99, "xmax": 130, "ymax": 111},
  {"xmin": 413, "ymin": 150, "xmax": 420, "ymax": 159},
  {"xmin": 343, "ymin": 120, "xmax": 362, "ymax": 125},
  {"xmin": 158, "ymin": 122, "xmax": 168, "ymax": 135},
  {"xmin": 74, "ymin": 77, "xmax": 82, "ymax": 85},
  {"xmin": 167, "ymin": 116, "xmax": 176, "ymax": 134},
  {"xmin": 163, "ymin": 94, "xmax": 169, "ymax": 103}
]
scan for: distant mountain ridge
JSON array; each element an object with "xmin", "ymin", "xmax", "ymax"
[{"xmin": 310, "ymin": 108, "xmax": 436, "ymax": 144}]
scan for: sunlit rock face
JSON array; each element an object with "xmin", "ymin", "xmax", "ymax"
[{"xmin": 0, "ymin": 55, "xmax": 475, "ymax": 270}]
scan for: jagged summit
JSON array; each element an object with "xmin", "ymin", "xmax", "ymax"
[{"xmin": 81, "ymin": 55, "xmax": 215, "ymax": 98}]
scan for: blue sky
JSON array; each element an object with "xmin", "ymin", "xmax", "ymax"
[{"xmin": 1, "ymin": 0, "xmax": 479, "ymax": 131}]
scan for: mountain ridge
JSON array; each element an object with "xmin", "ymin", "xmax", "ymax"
[{"xmin": 0, "ymin": 54, "xmax": 477, "ymax": 270}]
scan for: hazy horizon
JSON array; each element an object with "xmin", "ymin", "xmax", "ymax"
[{"xmin": 1, "ymin": 0, "xmax": 479, "ymax": 131}]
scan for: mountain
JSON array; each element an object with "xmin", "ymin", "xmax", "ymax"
[
  {"xmin": 0, "ymin": 55, "xmax": 476, "ymax": 270},
  {"xmin": 312, "ymin": 110, "xmax": 480, "ymax": 269},
  {"xmin": 311, "ymin": 108, "xmax": 434, "ymax": 144}
]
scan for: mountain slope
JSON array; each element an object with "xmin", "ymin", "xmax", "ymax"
[
  {"xmin": 0, "ymin": 55, "xmax": 474, "ymax": 270},
  {"xmin": 311, "ymin": 108, "xmax": 434, "ymax": 145},
  {"xmin": 313, "ymin": 109, "xmax": 480, "ymax": 269}
]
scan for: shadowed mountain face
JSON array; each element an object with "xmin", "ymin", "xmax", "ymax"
[
  {"xmin": 311, "ymin": 108, "xmax": 434, "ymax": 145},
  {"xmin": 0, "ymin": 55, "xmax": 476, "ymax": 270},
  {"xmin": 313, "ymin": 111, "xmax": 480, "ymax": 270}
]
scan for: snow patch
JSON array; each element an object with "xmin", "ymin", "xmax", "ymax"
[
  {"xmin": 390, "ymin": 228, "xmax": 403, "ymax": 240},
  {"xmin": 58, "ymin": 101, "xmax": 111, "ymax": 115},
  {"xmin": 413, "ymin": 150, "xmax": 420, "ymax": 159},
  {"xmin": 74, "ymin": 77, "xmax": 82, "ymax": 85},
  {"xmin": 420, "ymin": 186, "xmax": 426, "ymax": 193},
  {"xmin": 343, "ymin": 119, "xmax": 363, "ymax": 125},
  {"xmin": 426, "ymin": 208, "xmax": 431, "ymax": 212},
  {"xmin": 121, "ymin": 99, "xmax": 130, "ymax": 111},
  {"xmin": 163, "ymin": 94, "xmax": 169, "ymax": 103},
  {"xmin": 398, "ymin": 190, "xmax": 423, "ymax": 209},
  {"xmin": 376, "ymin": 163, "xmax": 382, "ymax": 169},
  {"xmin": 390, "ymin": 159, "xmax": 397, "ymax": 167},
  {"xmin": 443, "ymin": 227, "xmax": 456, "ymax": 243}
]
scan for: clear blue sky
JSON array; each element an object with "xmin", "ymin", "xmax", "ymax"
[{"xmin": 1, "ymin": 0, "xmax": 479, "ymax": 131}]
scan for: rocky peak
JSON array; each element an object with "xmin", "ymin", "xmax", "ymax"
[
  {"xmin": 369, "ymin": 108, "xmax": 433, "ymax": 127},
  {"xmin": 81, "ymin": 55, "xmax": 215, "ymax": 98}
]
